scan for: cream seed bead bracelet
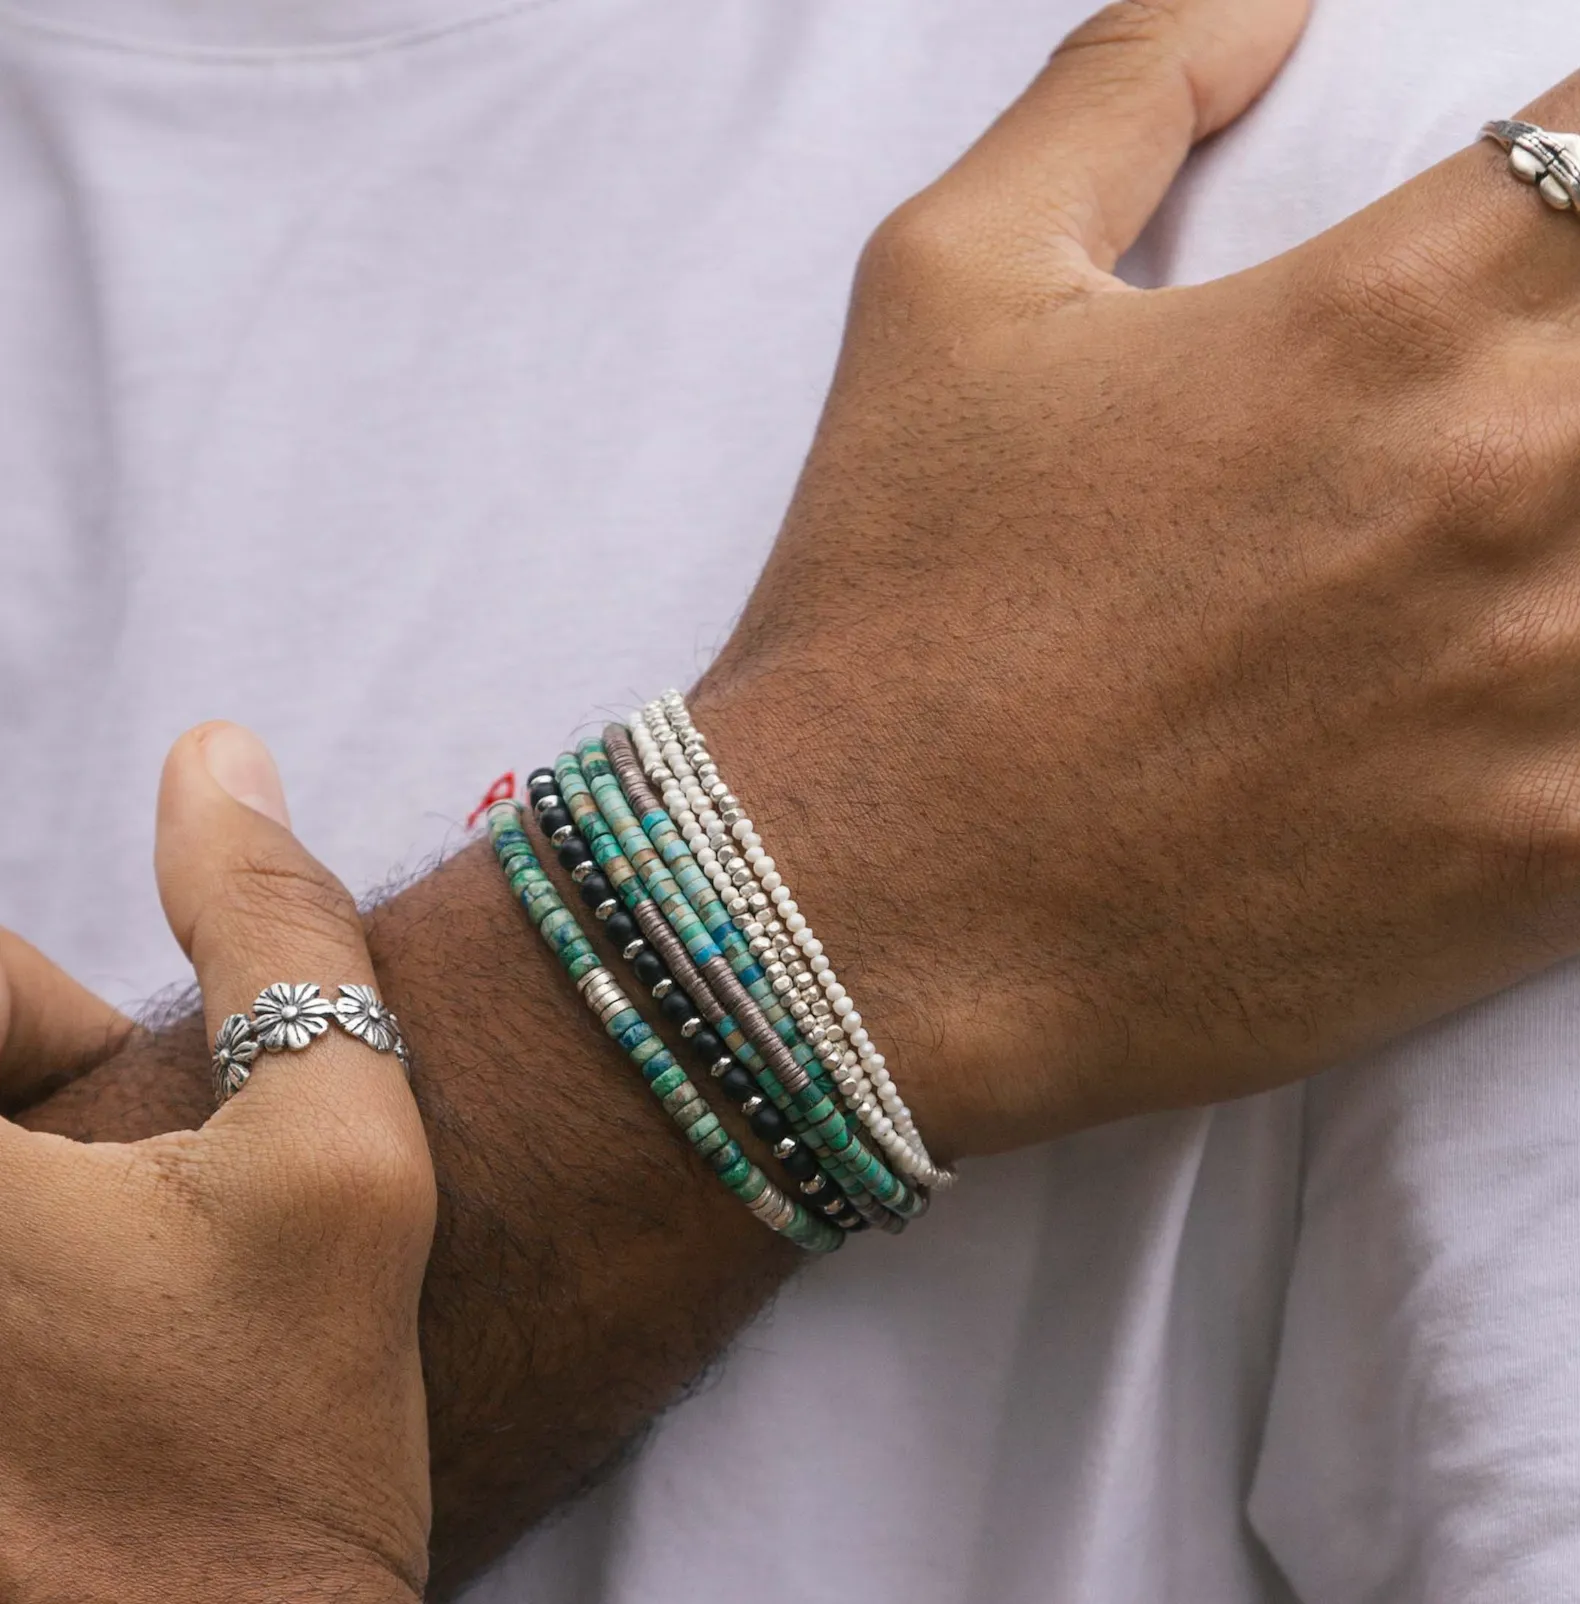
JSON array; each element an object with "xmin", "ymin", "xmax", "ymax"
[{"xmin": 633, "ymin": 692, "xmax": 953, "ymax": 1192}]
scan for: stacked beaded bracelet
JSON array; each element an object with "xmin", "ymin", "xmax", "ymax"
[
  {"xmin": 486, "ymin": 799, "xmax": 844, "ymax": 1254},
  {"xmin": 483, "ymin": 701, "xmax": 948, "ymax": 1250},
  {"xmin": 595, "ymin": 728, "xmax": 925, "ymax": 1228},
  {"xmin": 633, "ymin": 692, "xmax": 952, "ymax": 1190},
  {"xmin": 537, "ymin": 735, "xmax": 919, "ymax": 1229},
  {"xmin": 526, "ymin": 764, "xmax": 860, "ymax": 1231}
]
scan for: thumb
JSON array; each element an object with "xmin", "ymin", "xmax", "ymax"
[
  {"xmin": 156, "ymin": 723, "xmax": 425, "ymax": 1183},
  {"xmin": 939, "ymin": 0, "xmax": 1310, "ymax": 278}
]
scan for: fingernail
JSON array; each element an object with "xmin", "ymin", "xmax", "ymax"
[{"xmin": 200, "ymin": 723, "xmax": 292, "ymax": 830}]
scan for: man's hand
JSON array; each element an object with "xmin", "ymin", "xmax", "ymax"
[
  {"xmin": 23, "ymin": 0, "xmax": 1580, "ymax": 1591},
  {"xmin": 702, "ymin": 2, "xmax": 1580, "ymax": 1152},
  {"xmin": 0, "ymin": 724, "xmax": 435, "ymax": 1604}
]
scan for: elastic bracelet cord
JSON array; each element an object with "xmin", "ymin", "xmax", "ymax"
[
  {"xmin": 485, "ymin": 801, "xmax": 845, "ymax": 1254},
  {"xmin": 527, "ymin": 765, "xmax": 862, "ymax": 1232},
  {"xmin": 636, "ymin": 694, "xmax": 952, "ymax": 1190},
  {"xmin": 597, "ymin": 729, "xmax": 926, "ymax": 1227}
]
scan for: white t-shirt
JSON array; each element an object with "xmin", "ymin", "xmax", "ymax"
[{"xmin": 1, "ymin": 2, "xmax": 1576, "ymax": 1599}]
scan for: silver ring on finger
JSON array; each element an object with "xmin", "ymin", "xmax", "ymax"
[
  {"xmin": 1482, "ymin": 119, "xmax": 1580, "ymax": 213},
  {"xmin": 211, "ymin": 981, "xmax": 411, "ymax": 1105}
]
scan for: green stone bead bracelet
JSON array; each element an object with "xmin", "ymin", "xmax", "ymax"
[
  {"xmin": 592, "ymin": 731, "xmax": 925, "ymax": 1228},
  {"xmin": 485, "ymin": 801, "xmax": 843, "ymax": 1254},
  {"xmin": 555, "ymin": 748, "xmax": 875, "ymax": 1227},
  {"xmin": 545, "ymin": 756, "xmax": 859, "ymax": 1230}
]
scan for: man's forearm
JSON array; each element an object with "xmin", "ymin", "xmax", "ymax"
[{"xmin": 24, "ymin": 808, "xmax": 802, "ymax": 1596}]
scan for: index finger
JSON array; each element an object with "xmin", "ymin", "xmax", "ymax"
[
  {"xmin": 930, "ymin": 0, "xmax": 1310, "ymax": 277},
  {"xmin": 0, "ymin": 931, "xmax": 133, "ymax": 1113}
]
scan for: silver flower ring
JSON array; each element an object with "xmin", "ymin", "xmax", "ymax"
[{"xmin": 212, "ymin": 982, "xmax": 412, "ymax": 1105}]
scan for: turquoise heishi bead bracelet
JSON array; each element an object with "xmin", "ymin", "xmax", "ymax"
[
  {"xmin": 578, "ymin": 740, "xmax": 905, "ymax": 1224},
  {"xmin": 485, "ymin": 801, "xmax": 842, "ymax": 1254},
  {"xmin": 553, "ymin": 750, "xmax": 862, "ymax": 1231},
  {"xmin": 597, "ymin": 732, "xmax": 926, "ymax": 1226},
  {"xmin": 560, "ymin": 747, "xmax": 881, "ymax": 1221}
]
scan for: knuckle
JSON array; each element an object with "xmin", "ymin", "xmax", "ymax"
[
  {"xmin": 1460, "ymin": 583, "xmax": 1580, "ymax": 700},
  {"xmin": 1484, "ymin": 590, "xmax": 1580, "ymax": 674},
  {"xmin": 202, "ymin": 843, "xmax": 363, "ymax": 960},
  {"xmin": 1310, "ymin": 234, "xmax": 1475, "ymax": 366},
  {"xmin": 1059, "ymin": 1, "xmax": 1181, "ymax": 58},
  {"xmin": 856, "ymin": 193, "xmax": 988, "ymax": 310},
  {"xmin": 1487, "ymin": 757, "xmax": 1580, "ymax": 889}
]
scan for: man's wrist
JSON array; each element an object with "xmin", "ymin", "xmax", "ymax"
[
  {"xmin": 21, "ymin": 709, "xmax": 886, "ymax": 1590},
  {"xmin": 692, "ymin": 671, "xmax": 971, "ymax": 1162}
]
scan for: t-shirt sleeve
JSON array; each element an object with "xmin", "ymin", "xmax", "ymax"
[{"xmin": 1248, "ymin": 964, "xmax": 1580, "ymax": 1602}]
